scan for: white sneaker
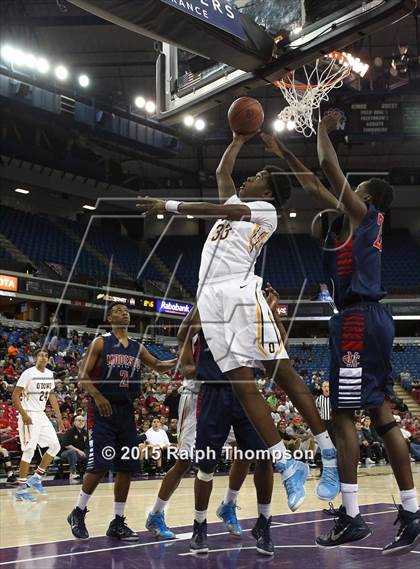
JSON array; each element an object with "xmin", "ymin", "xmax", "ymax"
[
  {"xmin": 365, "ymin": 458, "xmax": 376, "ymax": 466},
  {"xmin": 69, "ymin": 472, "xmax": 81, "ymax": 480}
]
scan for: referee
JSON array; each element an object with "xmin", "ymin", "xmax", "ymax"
[{"xmin": 315, "ymin": 381, "xmax": 334, "ymax": 441}]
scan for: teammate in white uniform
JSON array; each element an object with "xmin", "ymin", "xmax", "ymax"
[
  {"xmin": 12, "ymin": 349, "xmax": 62, "ymax": 501},
  {"xmin": 137, "ymin": 128, "xmax": 340, "ymax": 510}
]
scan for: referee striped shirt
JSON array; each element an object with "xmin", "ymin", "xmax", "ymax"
[{"xmin": 316, "ymin": 394, "xmax": 331, "ymax": 421}]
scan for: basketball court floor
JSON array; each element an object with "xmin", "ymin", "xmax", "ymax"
[{"xmin": 1, "ymin": 466, "xmax": 419, "ymax": 568}]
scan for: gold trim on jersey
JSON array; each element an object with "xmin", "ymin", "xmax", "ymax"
[
  {"xmin": 255, "ymin": 286, "xmax": 267, "ymax": 356},
  {"xmin": 268, "ymin": 309, "xmax": 284, "ymax": 354},
  {"xmin": 249, "ymin": 224, "xmax": 269, "ymax": 253}
]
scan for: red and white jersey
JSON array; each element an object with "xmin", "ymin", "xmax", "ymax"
[
  {"xmin": 198, "ymin": 194, "xmax": 277, "ymax": 286},
  {"xmin": 16, "ymin": 366, "xmax": 55, "ymax": 412}
]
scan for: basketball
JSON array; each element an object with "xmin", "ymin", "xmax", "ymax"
[{"xmin": 228, "ymin": 97, "xmax": 264, "ymax": 135}]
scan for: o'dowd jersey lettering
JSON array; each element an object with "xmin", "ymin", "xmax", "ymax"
[{"xmin": 16, "ymin": 366, "xmax": 55, "ymax": 412}]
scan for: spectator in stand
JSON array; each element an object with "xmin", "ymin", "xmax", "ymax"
[
  {"xmin": 266, "ymin": 391, "xmax": 278, "ymax": 409},
  {"xmin": 154, "ymin": 385, "xmax": 166, "ymax": 403},
  {"xmin": 167, "ymin": 419, "xmax": 178, "ymax": 445},
  {"xmin": 142, "ymin": 418, "xmax": 170, "ymax": 475},
  {"xmin": 410, "ymin": 426, "xmax": 420, "ymax": 462},
  {"xmin": 270, "ymin": 403, "xmax": 281, "ymax": 427},
  {"xmin": 285, "ymin": 416, "xmax": 317, "ymax": 466},
  {"xmin": 60, "ymin": 396, "xmax": 74, "ymax": 415},
  {"xmin": 164, "ymin": 386, "xmax": 181, "ymax": 420},
  {"xmin": 60, "ymin": 416, "xmax": 88, "ymax": 480},
  {"xmin": 361, "ymin": 416, "xmax": 385, "ymax": 464},
  {"xmin": 61, "ymin": 411, "xmax": 72, "ymax": 431},
  {"xmin": 7, "ymin": 344, "xmax": 18, "ymax": 358},
  {"xmin": 159, "ymin": 415, "xmax": 169, "ymax": 432},
  {"xmin": 45, "ymin": 406, "xmax": 59, "ymax": 432},
  {"xmin": 355, "ymin": 420, "xmax": 376, "ymax": 465},
  {"xmin": 278, "ymin": 419, "xmax": 300, "ymax": 452}
]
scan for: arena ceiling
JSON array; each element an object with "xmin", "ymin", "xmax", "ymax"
[{"xmin": 0, "ymin": 0, "xmax": 420, "ymax": 215}]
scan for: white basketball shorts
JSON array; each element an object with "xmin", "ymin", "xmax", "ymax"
[
  {"xmin": 177, "ymin": 391, "xmax": 198, "ymax": 455},
  {"xmin": 18, "ymin": 411, "xmax": 59, "ymax": 451},
  {"xmin": 197, "ymin": 275, "xmax": 288, "ymax": 373}
]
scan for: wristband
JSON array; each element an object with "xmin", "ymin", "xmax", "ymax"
[{"xmin": 165, "ymin": 200, "xmax": 182, "ymax": 214}]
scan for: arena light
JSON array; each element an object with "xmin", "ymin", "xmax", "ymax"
[
  {"xmin": 83, "ymin": 204, "xmax": 96, "ymax": 210},
  {"xmin": 55, "ymin": 65, "xmax": 69, "ymax": 81},
  {"xmin": 194, "ymin": 118, "xmax": 206, "ymax": 131},
  {"xmin": 36, "ymin": 57, "xmax": 50, "ymax": 74},
  {"xmin": 273, "ymin": 119, "xmax": 285, "ymax": 132},
  {"xmin": 134, "ymin": 96, "xmax": 145, "ymax": 109},
  {"xmin": 187, "ymin": 215, "xmax": 194, "ymax": 219},
  {"xmin": 184, "ymin": 115, "xmax": 195, "ymax": 127},
  {"xmin": 157, "ymin": 213, "xmax": 164, "ymax": 220},
  {"xmin": 25, "ymin": 53, "xmax": 37, "ymax": 69},
  {"xmin": 14, "ymin": 188, "xmax": 30, "ymax": 195},
  {"xmin": 11, "ymin": 49, "xmax": 25, "ymax": 67},
  {"xmin": 1, "ymin": 44, "xmax": 15, "ymax": 63},
  {"xmin": 289, "ymin": 211, "xmax": 297, "ymax": 218},
  {"xmin": 78, "ymin": 74, "xmax": 90, "ymax": 88},
  {"xmin": 287, "ymin": 120, "xmax": 296, "ymax": 131},
  {"xmin": 145, "ymin": 101, "xmax": 156, "ymax": 114}
]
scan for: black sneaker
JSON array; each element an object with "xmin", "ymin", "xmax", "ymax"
[
  {"xmin": 106, "ymin": 515, "xmax": 139, "ymax": 541},
  {"xmin": 316, "ymin": 506, "xmax": 371, "ymax": 548},
  {"xmin": 252, "ymin": 515, "xmax": 274, "ymax": 556},
  {"xmin": 190, "ymin": 520, "xmax": 208, "ymax": 554},
  {"xmin": 382, "ymin": 506, "xmax": 420, "ymax": 556},
  {"xmin": 323, "ymin": 502, "xmax": 339, "ymax": 517},
  {"xmin": 67, "ymin": 507, "xmax": 89, "ymax": 540},
  {"xmin": 6, "ymin": 474, "xmax": 17, "ymax": 484}
]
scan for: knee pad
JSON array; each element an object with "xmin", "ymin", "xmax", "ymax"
[
  {"xmin": 375, "ymin": 421, "xmax": 397, "ymax": 437},
  {"xmin": 21, "ymin": 448, "xmax": 36, "ymax": 463},
  {"xmin": 197, "ymin": 469, "xmax": 214, "ymax": 482},
  {"xmin": 47, "ymin": 441, "xmax": 61, "ymax": 458}
]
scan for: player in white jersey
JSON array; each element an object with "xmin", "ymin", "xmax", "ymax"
[
  {"xmin": 137, "ymin": 128, "xmax": 339, "ymax": 510},
  {"xmin": 12, "ymin": 349, "xmax": 63, "ymax": 501}
]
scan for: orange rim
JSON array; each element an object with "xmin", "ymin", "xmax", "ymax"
[{"xmin": 272, "ymin": 51, "xmax": 350, "ymax": 91}]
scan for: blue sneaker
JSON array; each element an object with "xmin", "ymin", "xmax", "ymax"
[
  {"xmin": 146, "ymin": 511, "xmax": 176, "ymax": 540},
  {"xmin": 317, "ymin": 449, "xmax": 340, "ymax": 501},
  {"xmin": 26, "ymin": 475, "xmax": 47, "ymax": 495},
  {"xmin": 216, "ymin": 501, "xmax": 242, "ymax": 536},
  {"xmin": 15, "ymin": 486, "xmax": 36, "ymax": 502},
  {"xmin": 276, "ymin": 459, "xmax": 309, "ymax": 512}
]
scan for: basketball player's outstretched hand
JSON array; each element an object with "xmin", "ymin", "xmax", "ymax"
[
  {"xmin": 319, "ymin": 111, "xmax": 341, "ymax": 133},
  {"xmin": 233, "ymin": 130, "xmax": 260, "ymax": 144},
  {"xmin": 263, "ymin": 282, "xmax": 280, "ymax": 311},
  {"xmin": 94, "ymin": 393, "xmax": 113, "ymax": 417},
  {"xmin": 136, "ymin": 198, "xmax": 165, "ymax": 217},
  {"xmin": 260, "ymin": 132, "xmax": 288, "ymax": 159}
]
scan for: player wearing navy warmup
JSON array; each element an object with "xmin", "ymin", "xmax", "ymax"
[
  {"xmin": 67, "ymin": 302, "xmax": 177, "ymax": 541},
  {"xmin": 262, "ymin": 115, "xmax": 419, "ymax": 555}
]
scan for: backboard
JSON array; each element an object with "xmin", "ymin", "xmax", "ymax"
[{"xmin": 156, "ymin": 0, "xmax": 416, "ymax": 123}]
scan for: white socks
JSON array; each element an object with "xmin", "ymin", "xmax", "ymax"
[
  {"xmin": 400, "ymin": 488, "xmax": 419, "ymax": 513},
  {"xmin": 224, "ymin": 488, "xmax": 240, "ymax": 504},
  {"xmin": 194, "ymin": 509, "xmax": 207, "ymax": 523},
  {"xmin": 268, "ymin": 440, "xmax": 288, "ymax": 464},
  {"xmin": 258, "ymin": 503, "xmax": 271, "ymax": 520},
  {"xmin": 76, "ymin": 490, "xmax": 91, "ymax": 511},
  {"xmin": 341, "ymin": 483, "xmax": 359, "ymax": 518},
  {"xmin": 152, "ymin": 497, "xmax": 169, "ymax": 514},
  {"xmin": 315, "ymin": 431, "xmax": 337, "ymax": 466},
  {"xmin": 114, "ymin": 502, "xmax": 125, "ymax": 518}
]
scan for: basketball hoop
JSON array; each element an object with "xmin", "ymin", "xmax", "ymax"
[{"xmin": 272, "ymin": 51, "xmax": 354, "ymax": 137}]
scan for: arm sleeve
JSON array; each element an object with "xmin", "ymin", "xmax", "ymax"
[
  {"xmin": 16, "ymin": 369, "xmax": 30, "ymax": 389},
  {"xmin": 246, "ymin": 201, "xmax": 278, "ymax": 234}
]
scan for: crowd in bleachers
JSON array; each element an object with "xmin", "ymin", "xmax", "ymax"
[
  {"xmin": 0, "ymin": 325, "xmax": 419, "ymax": 483},
  {"xmin": 2, "ymin": 205, "xmax": 420, "ymax": 294}
]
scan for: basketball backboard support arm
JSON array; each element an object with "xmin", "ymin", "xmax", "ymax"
[{"xmin": 156, "ymin": 0, "xmax": 416, "ymax": 123}]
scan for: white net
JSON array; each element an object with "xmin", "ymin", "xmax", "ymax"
[{"xmin": 274, "ymin": 53, "xmax": 352, "ymax": 137}]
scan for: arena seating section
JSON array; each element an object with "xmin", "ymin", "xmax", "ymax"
[{"xmin": 1, "ymin": 206, "xmax": 420, "ymax": 294}]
